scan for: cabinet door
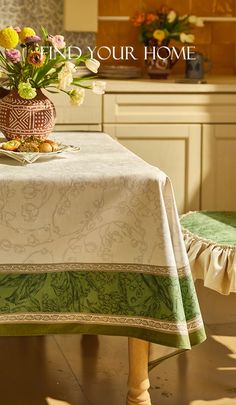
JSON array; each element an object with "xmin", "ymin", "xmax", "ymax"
[
  {"xmin": 64, "ymin": 0, "xmax": 98, "ymax": 32},
  {"xmin": 46, "ymin": 90, "xmax": 102, "ymax": 126},
  {"xmin": 202, "ymin": 124, "xmax": 236, "ymax": 210},
  {"xmin": 104, "ymin": 124, "xmax": 201, "ymax": 214}
]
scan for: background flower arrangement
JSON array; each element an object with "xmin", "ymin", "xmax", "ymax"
[
  {"xmin": 131, "ymin": 5, "xmax": 204, "ymax": 46},
  {"xmin": 0, "ymin": 25, "xmax": 105, "ymax": 105}
]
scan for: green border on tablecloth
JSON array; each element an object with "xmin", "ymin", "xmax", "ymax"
[
  {"xmin": 0, "ymin": 270, "xmax": 206, "ymax": 349},
  {"xmin": 0, "ymin": 323, "xmax": 206, "ymax": 350}
]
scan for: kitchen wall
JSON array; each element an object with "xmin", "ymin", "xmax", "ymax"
[
  {"xmin": 0, "ymin": 0, "xmax": 95, "ymax": 51},
  {"xmin": 97, "ymin": 0, "xmax": 236, "ymax": 75}
]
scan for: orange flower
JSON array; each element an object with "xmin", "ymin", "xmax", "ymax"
[
  {"xmin": 27, "ymin": 51, "xmax": 45, "ymax": 68},
  {"xmin": 146, "ymin": 13, "xmax": 157, "ymax": 24},
  {"xmin": 130, "ymin": 13, "xmax": 146, "ymax": 27}
]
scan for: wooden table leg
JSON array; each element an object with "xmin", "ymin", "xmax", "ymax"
[{"xmin": 127, "ymin": 337, "xmax": 151, "ymax": 405}]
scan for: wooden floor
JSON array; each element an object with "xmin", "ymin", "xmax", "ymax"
[
  {"xmin": 0, "ymin": 323, "xmax": 235, "ymax": 405},
  {"xmin": 0, "ymin": 280, "xmax": 236, "ymax": 405}
]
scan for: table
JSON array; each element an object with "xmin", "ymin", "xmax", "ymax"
[
  {"xmin": 0, "ymin": 132, "xmax": 206, "ymax": 404},
  {"xmin": 181, "ymin": 211, "xmax": 236, "ymax": 295}
]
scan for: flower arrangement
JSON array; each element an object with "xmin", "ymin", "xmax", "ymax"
[
  {"xmin": 131, "ymin": 5, "xmax": 204, "ymax": 45},
  {"xmin": 0, "ymin": 26, "xmax": 105, "ymax": 105}
]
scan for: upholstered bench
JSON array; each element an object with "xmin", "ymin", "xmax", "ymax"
[{"xmin": 180, "ymin": 211, "xmax": 236, "ymax": 295}]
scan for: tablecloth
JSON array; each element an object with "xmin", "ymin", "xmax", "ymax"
[{"xmin": 0, "ymin": 132, "xmax": 206, "ymax": 349}]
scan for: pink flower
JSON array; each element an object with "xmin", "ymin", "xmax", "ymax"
[
  {"xmin": 14, "ymin": 26, "xmax": 21, "ymax": 33},
  {"xmin": 5, "ymin": 48, "xmax": 21, "ymax": 63},
  {"xmin": 25, "ymin": 35, "xmax": 41, "ymax": 43},
  {"xmin": 48, "ymin": 34, "xmax": 66, "ymax": 49}
]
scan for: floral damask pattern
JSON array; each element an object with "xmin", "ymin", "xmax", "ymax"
[{"xmin": 0, "ymin": 133, "xmax": 206, "ymax": 348}]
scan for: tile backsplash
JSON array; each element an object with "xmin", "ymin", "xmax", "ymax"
[
  {"xmin": 0, "ymin": 0, "xmax": 95, "ymax": 51},
  {"xmin": 1, "ymin": 0, "xmax": 235, "ymax": 75},
  {"xmin": 97, "ymin": 0, "xmax": 236, "ymax": 75}
]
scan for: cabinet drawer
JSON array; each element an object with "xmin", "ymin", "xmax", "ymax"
[{"xmin": 104, "ymin": 93, "xmax": 236, "ymax": 124}]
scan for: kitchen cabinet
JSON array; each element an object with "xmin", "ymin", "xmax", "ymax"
[
  {"xmin": 49, "ymin": 90, "xmax": 102, "ymax": 131},
  {"xmin": 104, "ymin": 123, "xmax": 201, "ymax": 214},
  {"xmin": 103, "ymin": 92, "xmax": 236, "ymax": 124},
  {"xmin": 50, "ymin": 78, "xmax": 236, "ymax": 213},
  {"xmin": 103, "ymin": 81, "xmax": 236, "ymax": 214},
  {"xmin": 202, "ymin": 124, "xmax": 236, "ymax": 210},
  {"xmin": 64, "ymin": 0, "xmax": 98, "ymax": 32},
  {"xmin": 103, "ymin": 92, "xmax": 202, "ymax": 213}
]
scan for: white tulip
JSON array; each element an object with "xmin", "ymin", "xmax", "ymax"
[
  {"xmin": 92, "ymin": 80, "xmax": 106, "ymax": 95},
  {"xmin": 69, "ymin": 88, "xmax": 85, "ymax": 106},
  {"xmin": 58, "ymin": 71, "xmax": 73, "ymax": 90},
  {"xmin": 195, "ymin": 17, "xmax": 204, "ymax": 27},
  {"xmin": 167, "ymin": 10, "xmax": 177, "ymax": 23},
  {"xmin": 180, "ymin": 33, "xmax": 195, "ymax": 43},
  {"xmin": 85, "ymin": 58, "xmax": 100, "ymax": 74},
  {"xmin": 188, "ymin": 15, "xmax": 197, "ymax": 24},
  {"xmin": 186, "ymin": 34, "xmax": 195, "ymax": 43},
  {"xmin": 180, "ymin": 33, "xmax": 187, "ymax": 42},
  {"xmin": 179, "ymin": 14, "xmax": 188, "ymax": 21},
  {"xmin": 63, "ymin": 61, "xmax": 76, "ymax": 73},
  {"xmin": 58, "ymin": 62, "xmax": 76, "ymax": 90}
]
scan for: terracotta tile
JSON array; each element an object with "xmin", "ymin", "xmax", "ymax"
[
  {"xmin": 141, "ymin": 0, "xmax": 188, "ymax": 14},
  {"xmin": 212, "ymin": 22, "xmax": 236, "ymax": 44},
  {"xmin": 96, "ymin": 21, "xmax": 120, "ymax": 48},
  {"xmin": 120, "ymin": 0, "xmax": 142, "ymax": 16},
  {"xmin": 190, "ymin": 0, "xmax": 214, "ymax": 16},
  {"xmin": 213, "ymin": 67, "xmax": 235, "ymax": 75},
  {"xmin": 141, "ymin": 0, "xmax": 158, "ymax": 12},
  {"xmin": 98, "ymin": 0, "xmax": 120, "ymax": 16},
  {"xmin": 118, "ymin": 22, "xmax": 139, "ymax": 45},
  {"xmin": 210, "ymin": 43, "xmax": 235, "ymax": 69},
  {"xmin": 191, "ymin": 0, "xmax": 234, "ymax": 16},
  {"xmin": 96, "ymin": 0, "xmax": 236, "ymax": 75},
  {"xmin": 194, "ymin": 44, "xmax": 211, "ymax": 57},
  {"xmin": 193, "ymin": 24, "xmax": 212, "ymax": 45},
  {"xmin": 118, "ymin": 23, "xmax": 142, "ymax": 66},
  {"xmin": 165, "ymin": 0, "xmax": 191, "ymax": 14},
  {"xmin": 213, "ymin": 0, "xmax": 234, "ymax": 16},
  {"xmin": 171, "ymin": 58, "xmax": 186, "ymax": 75}
]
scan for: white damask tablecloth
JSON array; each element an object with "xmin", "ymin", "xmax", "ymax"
[{"xmin": 0, "ymin": 132, "xmax": 205, "ymax": 349}]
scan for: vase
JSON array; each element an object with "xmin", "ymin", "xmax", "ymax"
[
  {"xmin": 145, "ymin": 39, "xmax": 178, "ymax": 79},
  {"xmin": 0, "ymin": 88, "xmax": 56, "ymax": 140}
]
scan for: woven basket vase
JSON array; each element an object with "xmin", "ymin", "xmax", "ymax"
[{"xmin": 0, "ymin": 89, "xmax": 56, "ymax": 140}]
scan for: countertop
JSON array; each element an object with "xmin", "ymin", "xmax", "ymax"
[{"xmin": 104, "ymin": 75, "xmax": 236, "ymax": 93}]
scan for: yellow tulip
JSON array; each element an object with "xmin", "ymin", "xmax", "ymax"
[{"xmin": 153, "ymin": 29, "xmax": 166, "ymax": 42}]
